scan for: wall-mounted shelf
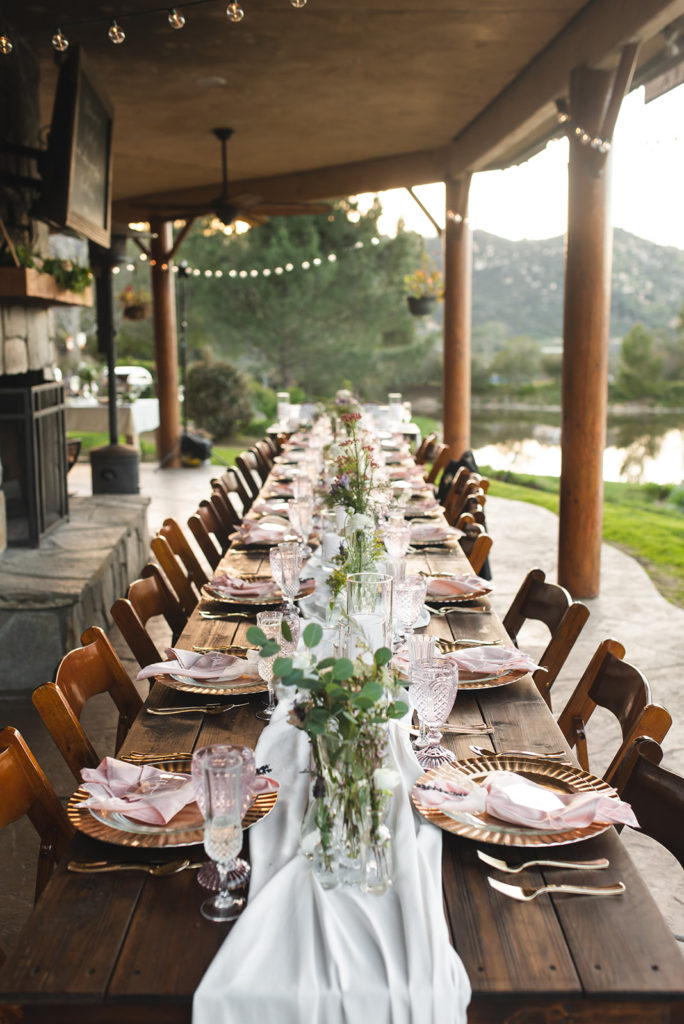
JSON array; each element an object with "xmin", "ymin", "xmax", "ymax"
[{"xmin": 0, "ymin": 267, "xmax": 93, "ymax": 307}]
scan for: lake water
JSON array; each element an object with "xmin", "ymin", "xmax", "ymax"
[{"xmin": 470, "ymin": 410, "xmax": 684, "ymax": 485}]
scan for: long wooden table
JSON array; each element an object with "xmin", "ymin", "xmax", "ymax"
[{"xmin": 1, "ymin": 541, "xmax": 683, "ymax": 1023}]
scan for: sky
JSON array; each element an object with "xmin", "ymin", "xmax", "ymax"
[{"xmin": 356, "ymin": 82, "xmax": 684, "ymax": 251}]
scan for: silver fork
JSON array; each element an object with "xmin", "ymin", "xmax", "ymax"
[
  {"xmin": 478, "ymin": 850, "xmax": 609, "ymax": 874},
  {"xmin": 487, "ymin": 876, "xmax": 625, "ymax": 901}
]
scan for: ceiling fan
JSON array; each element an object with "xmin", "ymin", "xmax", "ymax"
[{"xmin": 138, "ymin": 127, "xmax": 331, "ymax": 227}]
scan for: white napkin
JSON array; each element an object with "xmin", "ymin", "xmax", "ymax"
[
  {"xmin": 233, "ymin": 520, "xmax": 293, "ymax": 545},
  {"xmin": 136, "ymin": 648, "xmax": 259, "ymax": 682},
  {"xmin": 193, "ymin": 707, "xmax": 471, "ymax": 1024},
  {"xmin": 206, "ymin": 574, "xmax": 277, "ymax": 599},
  {"xmin": 79, "ymin": 757, "xmax": 196, "ymax": 825},
  {"xmin": 442, "ymin": 645, "xmax": 542, "ymax": 678}
]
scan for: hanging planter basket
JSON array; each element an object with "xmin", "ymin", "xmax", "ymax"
[
  {"xmin": 122, "ymin": 303, "xmax": 151, "ymax": 321},
  {"xmin": 407, "ymin": 295, "xmax": 437, "ymax": 317}
]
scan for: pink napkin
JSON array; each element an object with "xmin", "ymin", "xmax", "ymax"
[
  {"xmin": 391, "ymin": 465, "xmax": 426, "ymax": 482},
  {"xmin": 233, "ymin": 521, "xmax": 293, "ymax": 545},
  {"xmin": 411, "ymin": 520, "xmax": 457, "ymax": 542},
  {"xmin": 442, "ymin": 645, "xmax": 542, "ymax": 678},
  {"xmin": 136, "ymin": 648, "xmax": 259, "ymax": 682},
  {"xmin": 207, "ymin": 574, "xmax": 278, "ymax": 599},
  {"xmin": 79, "ymin": 757, "xmax": 197, "ymax": 824},
  {"xmin": 413, "ymin": 769, "xmax": 639, "ymax": 830},
  {"xmin": 426, "ymin": 572, "xmax": 492, "ymax": 598},
  {"xmin": 252, "ymin": 499, "xmax": 291, "ymax": 515},
  {"xmin": 406, "ymin": 498, "xmax": 441, "ymax": 514}
]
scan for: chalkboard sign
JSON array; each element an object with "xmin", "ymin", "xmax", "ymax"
[{"xmin": 37, "ymin": 48, "xmax": 113, "ymax": 248}]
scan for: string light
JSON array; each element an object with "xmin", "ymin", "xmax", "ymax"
[
  {"xmin": 558, "ymin": 111, "xmax": 611, "ymax": 153},
  {"xmin": 108, "ymin": 20, "xmax": 126, "ymax": 44},
  {"xmin": 168, "ymin": 8, "xmax": 186, "ymax": 29},
  {"xmin": 226, "ymin": 3, "xmax": 245, "ymax": 22},
  {"xmin": 291, "ymin": 0, "xmax": 307, "ymax": 6},
  {"xmin": 51, "ymin": 28, "xmax": 69, "ymax": 52},
  {"xmin": 0, "ymin": 33, "xmax": 13, "ymax": 54}
]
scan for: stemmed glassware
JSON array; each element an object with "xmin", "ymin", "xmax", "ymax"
[
  {"xmin": 407, "ymin": 633, "xmax": 436, "ymax": 749},
  {"xmin": 393, "ymin": 574, "xmax": 427, "ymax": 647},
  {"xmin": 269, "ymin": 540, "xmax": 301, "ymax": 608},
  {"xmin": 255, "ymin": 609, "xmax": 283, "ymax": 721},
  {"xmin": 382, "ymin": 518, "xmax": 411, "ymax": 579},
  {"xmin": 288, "ymin": 496, "xmax": 314, "ymax": 558},
  {"xmin": 411, "ymin": 662, "xmax": 459, "ymax": 769},
  {"xmin": 192, "ymin": 745, "xmax": 256, "ymax": 893},
  {"xmin": 195, "ymin": 746, "xmax": 244, "ymax": 921}
]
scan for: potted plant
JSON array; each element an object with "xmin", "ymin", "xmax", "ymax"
[
  {"xmin": 117, "ymin": 284, "xmax": 151, "ymax": 320},
  {"xmin": 403, "ymin": 255, "xmax": 443, "ymax": 316}
]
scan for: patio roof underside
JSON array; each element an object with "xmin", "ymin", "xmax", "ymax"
[{"xmin": 5, "ymin": 0, "xmax": 684, "ymax": 223}]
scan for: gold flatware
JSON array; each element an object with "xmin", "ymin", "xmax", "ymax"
[
  {"xmin": 122, "ymin": 751, "xmax": 193, "ymax": 763},
  {"xmin": 199, "ymin": 611, "xmax": 255, "ymax": 621},
  {"xmin": 430, "ymin": 606, "xmax": 491, "ymax": 617},
  {"xmin": 487, "ymin": 877, "xmax": 625, "ymax": 901},
  {"xmin": 478, "ymin": 850, "xmax": 609, "ymax": 874},
  {"xmin": 436, "ymin": 638, "xmax": 503, "ymax": 651},
  {"xmin": 68, "ymin": 859, "xmax": 192, "ymax": 876},
  {"xmin": 146, "ymin": 702, "xmax": 247, "ymax": 716},
  {"xmin": 404, "ymin": 723, "xmax": 493, "ymax": 737},
  {"xmin": 469, "ymin": 745, "xmax": 571, "ymax": 762},
  {"xmin": 192, "ymin": 644, "xmax": 255, "ymax": 655}
]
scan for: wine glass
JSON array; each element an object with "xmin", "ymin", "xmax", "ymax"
[
  {"xmin": 196, "ymin": 747, "xmax": 243, "ymax": 922},
  {"xmin": 270, "ymin": 540, "xmax": 301, "ymax": 609},
  {"xmin": 288, "ymin": 496, "xmax": 314, "ymax": 558},
  {"xmin": 382, "ymin": 518, "xmax": 411, "ymax": 578},
  {"xmin": 407, "ymin": 633, "xmax": 436, "ymax": 749},
  {"xmin": 393, "ymin": 574, "xmax": 427, "ymax": 646},
  {"xmin": 192, "ymin": 745, "xmax": 256, "ymax": 893},
  {"xmin": 255, "ymin": 609, "xmax": 283, "ymax": 721},
  {"xmin": 411, "ymin": 662, "xmax": 459, "ymax": 769}
]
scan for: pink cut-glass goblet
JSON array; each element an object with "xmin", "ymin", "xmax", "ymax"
[{"xmin": 411, "ymin": 662, "xmax": 459, "ymax": 769}]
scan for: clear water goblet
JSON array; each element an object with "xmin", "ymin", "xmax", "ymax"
[
  {"xmin": 393, "ymin": 573, "xmax": 427, "ymax": 646},
  {"xmin": 411, "ymin": 662, "xmax": 459, "ymax": 769},
  {"xmin": 288, "ymin": 496, "xmax": 314, "ymax": 558},
  {"xmin": 382, "ymin": 518, "xmax": 411, "ymax": 579},
  {"xmin": 407, "ymin": 633, "xmax": 436, "ymax": 749},
  {"xmin": 192, "ymin": 745, "xmax": 256, "ymax": 892},
  {"xmin": 293, "ymin": 473, "xmax": 314, "ymax": 500},
  {"xmin": 196, "ymin": 747, "xmax": 243, "ymax": 921},
  {"xmin": 271, "ymin": 540, "xmax": 301, "ymax": 609},
  {"xmin": 255, "ymin": 609, "xmax": 283, "ymax": 721}
]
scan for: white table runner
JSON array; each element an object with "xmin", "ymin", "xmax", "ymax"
[{"xmin": 193, "ymin": 701, "xmax": 471, "ymax": 1024}]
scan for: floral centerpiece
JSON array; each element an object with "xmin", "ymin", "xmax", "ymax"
[
  {"xmin": 404, "ymin": 255, "xmax": 443, "ymax": 316},
  {"xmin": 248, "ymin": 620, "xmax": 408, "ymax": 891}
]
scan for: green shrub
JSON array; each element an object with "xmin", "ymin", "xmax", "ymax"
[{"xmin": 185, "ymin": 359, "xmax": 253, "ymax": 441}]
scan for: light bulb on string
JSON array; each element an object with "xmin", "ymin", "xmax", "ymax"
[
  {"xmin": 0, "ymin": 33, "xmax": 13, "ymax": 55},
  {"xmin": 226, "ymin": 3, "xmax": 244, "ymax": 22},
  {"xmin": 290, "ymin": 0, "xmax": 307, "ymax": 7},
  {"xmin": 168, "ymin": 8, "xmax": 185, "ymax": 29},
  {"xmin": 51, "ymin": 28, "xmax": 69, "ymax": 52},
  {"xmin": 108, "ymin": 20, "xmax": 126, "ymax": 44}
]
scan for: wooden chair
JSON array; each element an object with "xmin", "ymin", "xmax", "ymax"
[
  {"xmin": 556, "ymin": 639, "xmax": 672, "ymax": 786},
  {"xmin": 206, "ymin": 489, "xmax": 240, "ymax": 538},
  {"xmin": 425, "ymin": 444, "xmax": 450, "ymax": 485},
  {"xmin": 235, "ymin": 451, "xmax": 263, "ymax": 500},
  {"xmin": 187, "ymin": 501, "xmax": 228, "ymax": 571},
  {"xmin": 502, "ymin": 567, "xmax": 590, "ymax": 708},
  {"xmin": 211, "ymin": 469, "xmax": 247, "ymax": 521},
  {"xmin": 0, "ymin": 726, "xmax": 73, "ymax": 901},
  {"xmin": 612, "ymin": 737, "xmax": 684, "ymax": 868},
  {"xmin": 32, "ymin": 626, "xmax": 143, "ymax": 782},
  {"xmin": 458, "ymin": 524, "xmax": 493, "ymax": 576},
  {"xmin": 414, "ymin": 432, "xmax": 437, "ymax": 465},
  {"xmin": 151, "ymin": 519, "xmax": 210, "ymax": 617},
  {"xmin": 438, "ymin": 463, "xmax": 469, "ymax": 506},
  {"xmin": 253, "ymin": 439, "xmax": 275, "ymax": 479},
  {"xmin": 111, "ymin": 564, "xmax": 187, "ymax": 669}
]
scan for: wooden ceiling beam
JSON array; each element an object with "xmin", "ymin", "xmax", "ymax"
[{"xmin": 445, "ymin": 0, "xmax": 684, "ymax": 177}]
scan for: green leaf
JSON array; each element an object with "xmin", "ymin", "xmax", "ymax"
[
  {"xmin": 373, "ymin": 646, "xmax": 392, "ymax": 667},
  {"xmin": 273, "ymin": 656, "xmax": 293, "ymax": 676},
  {"xmin": 358, "ymin": 680, "xmax": 383, "ymax": 704},
  {"xmin": 316, "ymin": 657, "xmax": 336, "ymax": 670},
  {"xmin": 331, "ymin": 658, "xmax": 354, "ymax": 680},
  {"xmin": 260, "ymin": 639, "xmax": 279, "ymax": 658},
  {"xmin": 305, "ymin": 707, "xmax": 330, "ymax": 735},
  {"xmin": 388, "ymin": 700, "xmax": 409, "ymax": 718},
  {"xmin": 327, "ymin": 684, "xmax": 350, "ymax": 702},
  {"xmin": 303, "ymin": 622, "xmax": 323, "ymax": 648},
  {"xmin": 246, "ymin": 625, "xmax": 267, "ymax": 646},
  {"xmin": 281, "ymin": 620, "xmax": 293, "ymax": 643}
]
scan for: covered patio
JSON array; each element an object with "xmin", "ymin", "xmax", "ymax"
[{"xmin": 2, "ymin": 0, "xmax": 684, "ymax": 596}]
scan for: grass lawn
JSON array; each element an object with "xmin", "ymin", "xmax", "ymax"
[{"xmin": 483, "ymin": 469, "xmax": 684, "ymax": 608}]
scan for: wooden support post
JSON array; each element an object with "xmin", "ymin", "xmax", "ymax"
[
  {"xmin": 442, "ymin": 174, "xmax": 472, "ymax": 459},
  {"xmin": 150, "ymin": 221, "xmax": 181, "ymax": 468},
  {"xmin": 558, "ymin": 49, "xmax": 637, "ymax": 598}
]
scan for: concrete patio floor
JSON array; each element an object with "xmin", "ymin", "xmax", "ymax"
[{"xmin": 1, "ymin": 456, "xmax": 682, "ymax": 954}]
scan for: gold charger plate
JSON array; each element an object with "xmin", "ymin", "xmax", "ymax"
[
  {"xmin": 162, "ymin": 671, "xmax": 267, "ymax": 696},
  {"xmin": 425, "ymin": 584, "xmax": 490, "ymax": 605},
  {"xmin": 411, "ymin": 756, "xmax": 617, "ymax": 847},
  {"xmin": 457, "ymin": 667, "xmax": 527, "ymax": 691},
  {"xmin": 67, "ymin": 760, "xmax": 279, "ymax": 848},
  {"xmin": 202, "ymin": 578, "xmax": 316, "ymax": 606}
]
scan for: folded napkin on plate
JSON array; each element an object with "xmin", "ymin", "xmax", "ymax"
[
  {"xmin": 442, "ymin": 645, "xmax": 542, "ymax": 677},
  {"xmin": 79, "ymin": 757, "xmax": 196, "ymax": 825},
  {"xmin": 411, "ymin": 520, "xmax": 456, "ymax": 543},
  {"xmin": 413, "ymin": 769, "xmax": 639, "ymax": 830},
  {"xmin": 426, "ymin": 572, "xmax": 492, "ymax": 598},
  {"xmin": 136, "ymin": 647, "xmax": 259, "ymax": 682},
  {"xmin": 252, "ymin": 499, "xmax": 291, "ymax": 515},
  {"xmin": 406, "ymin": 498, "xmax": 441, "ymax": 514},
  {"xmin": 232, "ymin": 521, "xmax": 293, "ymax": 545},
  {"xmin": 207, "ymin": 574, "xmax": 277, "ymax": 599},
  {"xmin": 390, "ymin": 465, "xmax": 426, "ymax": 481}
]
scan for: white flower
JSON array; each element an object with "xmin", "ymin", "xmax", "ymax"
[
  {"xmin": 373, "ymin": 768, "xmax": 401, "ymax": 793},
  {"xmin": 292, "ymin": 650, "xmax": 313, "ymax": 672},
  {"xmin": 347, "ymin": 512, "xmax": 374, "ymax": 533}
]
